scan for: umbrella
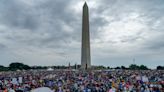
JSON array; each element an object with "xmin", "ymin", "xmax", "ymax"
[{"xmin": 31, "ymin": 87, "xmax": 53, "ymax": 92}]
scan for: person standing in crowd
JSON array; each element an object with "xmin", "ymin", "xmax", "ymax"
[{"xmin": 0, "ymin": 70, "xmax": 163, "ymax": 92}]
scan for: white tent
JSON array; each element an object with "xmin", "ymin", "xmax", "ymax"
[
  {"xmin": 47, "ymin": 68, "xmax": 54, "ymax": 71},
  {"xmin": 31, "ymin": 87, "xmax": 53, "ymax": 92}
]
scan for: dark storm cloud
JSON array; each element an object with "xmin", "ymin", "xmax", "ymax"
[
  {"xmin": 0, "ymin": 0, "xmax": 39, "ymax": 30},
  {"xmin": 0, "ymin": 0, "xmax": 80, "ymax": 48}
]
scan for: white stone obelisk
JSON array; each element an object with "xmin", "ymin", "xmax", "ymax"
[{"xmin": 81, "ymin": 2, "xmax": 91, "ymax": 70}]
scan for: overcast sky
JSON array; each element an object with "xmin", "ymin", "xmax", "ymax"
[{"xmin": 0, "ymin": 0, "xmax": 164, "ymax": 68}]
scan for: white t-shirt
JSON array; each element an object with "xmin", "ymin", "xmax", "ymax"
[{"xmin": 9, "ymin": 88, "xmax": 15, "ymax": 92}]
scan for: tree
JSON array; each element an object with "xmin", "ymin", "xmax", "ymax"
[
  {"xmin": 157, "ymin": 66, "xmax": 164, "ymax": 70},
  {"xmin": 140, "ymin": 65, "xmax": 149, "ymax": 70},
  {"xmin": 0, "ymin": 65, "xmax": 8, "ymax": 71},
  {"xmin": 0, "ymin": 65, "xmax": 4, "ymax": 69},
  {"xmin": 129, "ymin": 64, "xmax": 140, "ymax": 70},
  {"xmin": 23, "ymin": 65, "xmax": 31, "ymax": 70},
  {"xmin": 121, "ymin": 66, "xmax": 126, "ymax": 70},
  {"xmin": 115, "ymin": 67, "xmax": 121, "ymax": 69},
  {"xmin": 94, "ymin": 66, "xmax": 106, "ymax": 70},
  {"xmin": 9, "ymin": 62, "xmax": 30, "ymax": 71}
]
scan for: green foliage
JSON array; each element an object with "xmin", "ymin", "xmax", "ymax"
[
  {"xmin": 98, "ymin": 66, "xmax": 106, "ymax": 69},
  {"xmin": 129, "ymin": 64, "xmax": 140, "ymax": 70},
  {"xmin": 157, "ymin": 66, "xmax": 164, "ymax": 70},
  {"xmin": 9, "ymin": 62, "xmax": 31, "ymax": 71},
  {"xmin": 0, "ymin": 65, "xmax": 9, "ymax": 71},
  {"xmin": 140, "ymin": 65, "xmax": 148, "ymax": 70},
  {"xmin": 115, "ymin": 66, "xmax": 121, "ymax": 69},
  {"xmin": 31, "ymin": 66, "xmax": 47, "ymax": 69},
  {"xmin": 0, "ymin": 62, "xmax": 155, "ymax": 71},
  {"xmin": 121, "ymin": 66, "xmax": 127, "ymax": 69},
  {"xmin": 93, "ymin": 65, "xmax": 106, "ymax": 70},
  {"xmin": 107, "ymin": 66, "xmax": 110, "ymax": 69},
  {"xmin": 129, "ymin": 64, "xmax": 149, "ymax": 70}
]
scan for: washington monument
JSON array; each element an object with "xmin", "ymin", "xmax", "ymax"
[{"xmin": 81, "ymin": 2, "xmax": 91, "ymax": 69}]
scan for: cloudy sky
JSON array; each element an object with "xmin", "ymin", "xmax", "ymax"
[{"xmin": 0, "ymin": 0, "xmax": 164, "ymax": 68}]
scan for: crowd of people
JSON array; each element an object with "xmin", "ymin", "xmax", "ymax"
[{"xmin": 0, "ymin": 69, "xmax": 163, "ymax": 92}]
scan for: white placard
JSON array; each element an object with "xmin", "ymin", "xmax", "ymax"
[
  {"xmin": 12, "ymin": 78, "xmax": 18, "ymax": 85},
  {"xmin": 18, "ymin": 77, "xmax": 23, "ymax": 84}
]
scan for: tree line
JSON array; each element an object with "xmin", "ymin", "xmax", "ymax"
[{"xmin": 0, "ymin": 62, "xmax": 164, "ymax": 71}]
